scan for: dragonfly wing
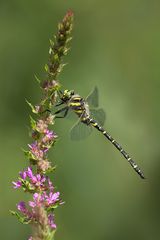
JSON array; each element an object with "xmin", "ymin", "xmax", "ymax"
[
  {"xmin": 90, "ymin": 108, "xmax": 106, "ymax": 126},
  {"xmin": 70, "ymin": 119, "xmax": 92, "ymax": 141},
  {"xmin": 86, "ymin": 86, "xmax": 99, "ymax": 108},
  {"xmin": 64, "ymin": 109, "xmax": 77, "ymax": 121}
]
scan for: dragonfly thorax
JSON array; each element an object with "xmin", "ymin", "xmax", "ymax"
[{"xmin": 67, "ymin": 94, "xmax": 90, "ymax": 120}]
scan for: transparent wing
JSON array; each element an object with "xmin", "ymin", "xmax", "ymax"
[
  {"xmin": 70, "ymin": 119, "xmax": 92, "ymax": 141},
  {"xmin": 86, "ymin": 86, "xmax": 99, "ymax": 108},
  {"xmin": 65, "ymin": 110, "xmax": 77, "ymax": 121},
  {"xmin": 90, "ymin": 108, "xmax": 106, "ymax": 126}
]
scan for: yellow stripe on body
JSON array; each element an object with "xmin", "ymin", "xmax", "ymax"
[
  {"xmin": 69, "ymin": 102, "xmax": 81, "ymax": 107},
  {"xmin": 75, "ymin": 110, "xmax": 83, "ymax": 113},
  {"xmin": 92, "ymin": 122, "xmax": 98, "ymax": 126},
  {"xmin": 73, "ymin": 97, "xmax": 81, "ymax": 101}
]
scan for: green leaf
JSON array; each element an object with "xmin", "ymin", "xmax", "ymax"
[
  {"xmin": 47, "ymin": 203, "xmax": 59, "ymax": 212},
  {"xmin": 45, "ymin": 165, "xmax": 57, "ymax": 174},
  {"xmin": 46, "ymin": 230, "xmax": 56, "ymax": 240},
  {"xmin": 54, "ymin": 54, "xmax": 59, "ymax": 61},
  {"xmin": 29, "ymin": 115, "xmax": 36, "ymax": 129},
  {"xmin": 49, "ymin": 39, "xmax": 54, "ymax": 47},
  {"xmin": 34, "ymin": 74, "xmax": 41, "ymax": 83},
  {"xmin": 58, "ymin": 23, "xmax": 64, "ymax": 31},
  {"xmin": 26, "ymin": 99, "xmax": 35, "ymax": 111},
  {"xmin": 26, "ymin": 100, "xmax": 38, "ymax": 114},
  {"xmin": 66, "ymin": 37, "xmax": 72, "ymax": 43},
  {"xmin": 45, "ymin": 64, "xmax": 49, "ymax": 73},
  {"xmin": 49, "ymin": 47, "xmax": 53, "ymax": 55},
  {"xmin": 10, "ymin": 210, "xmax": 31, "ymax": 224},
  {"xmin": 22, "ymin": 149, "xmax": 34, "ymax": 160},
  {"xmin": 57, "ymin": 63, "xmax": 67, "ymax": 73},
  {"xmin": 63, "ymin": 47, "xmax": 70, "ymax": 55},
  {"xmin": 29, "ymin": 158, "xmax": 38, "ymax": 165},
  {"xmin": 21, "ymin": 180, "xmax": 35, "ymax": 192}
]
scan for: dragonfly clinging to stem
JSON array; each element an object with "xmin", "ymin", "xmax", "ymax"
[{"xmin": 54, "ymin": 86, "xmax": 145, "ymax": 179}]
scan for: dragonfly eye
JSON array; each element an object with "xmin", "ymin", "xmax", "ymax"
[{"xmin": 61, "ymin": 90, "xmax": 72, "ymax": 101}]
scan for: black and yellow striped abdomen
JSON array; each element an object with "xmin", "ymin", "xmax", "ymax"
[{"xmin": 87, "ymin": 118, "xmax": 145, "ymax": 179}]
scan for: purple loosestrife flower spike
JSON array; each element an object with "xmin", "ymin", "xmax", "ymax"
[{"xmin": 11, "ymin": 10, "xmax": 74, "ymax": 240}]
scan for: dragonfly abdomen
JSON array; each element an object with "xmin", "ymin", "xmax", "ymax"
[{"xmin": 88, "ymin": 118, "xmax": 145, "ymax": 179}]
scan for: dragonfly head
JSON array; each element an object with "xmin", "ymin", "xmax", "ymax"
[{"xmin": 61, "ymin": 89, "xmax": 74, "ymax": 102}]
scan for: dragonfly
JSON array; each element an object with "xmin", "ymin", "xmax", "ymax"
[{"xmin": 55, "ymin": 86, "xmax": 145, "ymax": 179}]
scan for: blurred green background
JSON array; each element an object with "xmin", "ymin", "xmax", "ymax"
[{"xmin": 0, "ymin": 0, "xmax": 160, "ymax": 239}]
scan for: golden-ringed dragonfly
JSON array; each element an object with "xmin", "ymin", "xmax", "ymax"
[{"xmin": 55, "ymin": 87, "xmax": 145, "ymax": 179}]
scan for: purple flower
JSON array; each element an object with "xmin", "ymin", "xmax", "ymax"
[
  {"xmin": 17, "ymin": 201, "xmax": 33, "ymax": 220},
  {"xmin": 29, "ymin": 193, "xmax": 44, "ymax": 208},
  {"xmin": 28, "ymin": 142, "xmax": 44, "ymax": 160},
  {"xmin": 45, "ymin": 191, "xmax": 60, "ymax": 206},
  {"xmin": 26, "ymin": 167, "xmax": 34, "ymax": 178},
  {"xmin": 42, "ymin": 130, "xmax": 57, "ymax": 143},
  {"xmin": 47, "ymin": 177, "xmax": 54, "ymax": 191},
  {"xmin": 17, "ymin": 201, "xmax": 27, "ymax": 214},
  {"xmin": 28, "ymin": 189, "xmax": 60, "ymax": 210},
  {"xmin": 12, "ymin": 180, "xmax": 22, "ymax": 189},
  {"xmin": 46, "ymin": 130, "xmax": 54, "ymax": 139},
  {"xmin": 42, "ymin": 147, "xmax": 49, "ymax": 153},
  {"xmin": 28, "ymin": 201, "xmax": 36, "ymax": 208},
  {"xmin": 13, "ymin": 167, "xmax": 52, "ymax": 193},
  {"xmin": 19, "ymin": 170, "xmax": 27, "ymax": 180},
  {"xmin": 48, "ymin": 214, "xmax": 56, "ymax": 229},
  {"xmin": 31, "ymin": 174, "xmax": 46, "ymax": 187},
  {"xmin": 26, "ymin": 167, "xmax": 46, "ymax": 188}
]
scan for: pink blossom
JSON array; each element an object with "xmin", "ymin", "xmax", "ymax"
[
  {"xmin": 45, "ymin": 191, "xmax": 60, "ymax": 205},
  {"xmin": 12, "ymin": 181, "xmax": 21, "ymax": 189},
  {"xmin": 19, "ymin": 170, "xmax": 27, "ymax": 180},
  {"xmin": 36, "ymin": 120, "xmax": 48, "ymax": 133},
  {"xmin": 17, "ymin": 201, "xmax": 26, "ymax": 213},
  {"xmin": 26, "ymin": 167, "xmax": 34, "ymax": 178},
  {"xmin": 42, "ymin": 130, "xmax": 57, "ymax": 143},
  {"xmin": 31, "ymin": 174, "xmax": 46, "ymax": 187},
  {"xmin": 48, "ymin": 214, "xmax": 56, "ymax": 229},
  {"xmin": 47, "ymin": 177, "xmax": 54, "ymax": 191},
  {"xmin": 28, "ymin": 142, "xmax": 44, "ymax": 160},
  {"xmin": 28, "ymin": 237, "xmax": 33, "ymax": 240},
  {"xmin": 29, "ymin": 193, "xmax": 44, "ymax": 208}
]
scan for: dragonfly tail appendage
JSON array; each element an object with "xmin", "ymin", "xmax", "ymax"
[{"xmin": 89, "ymin": 118, "xmax": 145, "ymax": 179}]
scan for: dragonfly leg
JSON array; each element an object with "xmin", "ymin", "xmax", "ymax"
[
  {"xmin": 55, "ymin": 107, "xmax": 69, "ymax": 118},
  {"xmin": 55, "ymin": 101, "xmax": 64, "ymax": 107},
  {"xmin": 40, "ymin": 109, "xmax": 51, "ymax": 114}
]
